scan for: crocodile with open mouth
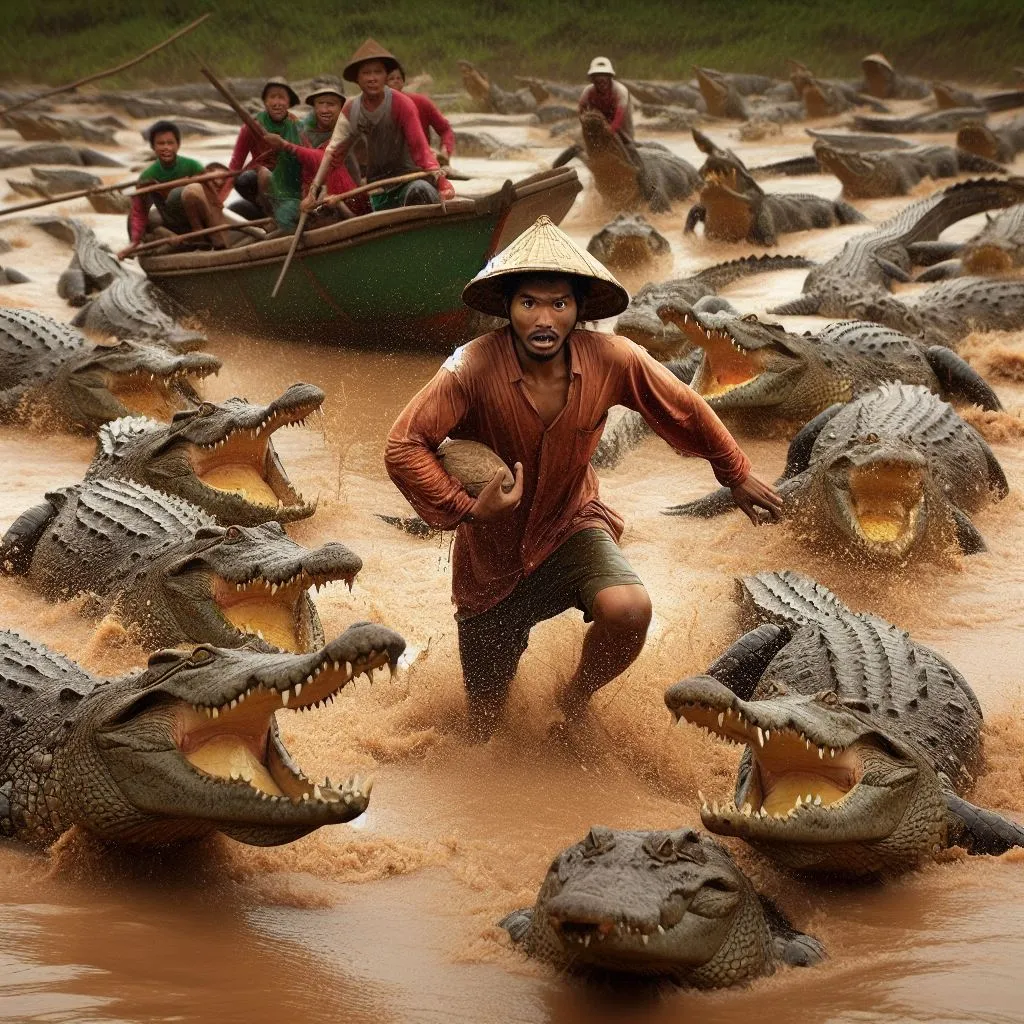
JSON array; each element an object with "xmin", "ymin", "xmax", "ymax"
[
  {"xmin": 0, "ymin": 308, "xmax": 219, "ymax": 433},
  {"xmin": 614, "ymin": 254, "xmax": 814, "ymax": 358},
  {"xmin": 0, "ymin": 624, "xmax": 403, "ymax": 846},
  {"xmin": 768, "ymin": 177, "xmax": 1024, "ymax": 318},
  {"xmin": 654, "ymin": 305, "xmax": 1003, "ymax": 424},
  {"xmin": 685, "ymin": 153, "xmax": 864, "ymax": 246},
  {"xmin": 957, "ymin": 114, "xmax": 1024, "ymax": 163},
  {"xmin": 0, "ymin": 479, "xmax": 360, "ymax": 651},
  {"xmin": 664, "ymin": 571, "xmax": 1024, "ymax": 877},
  {"xmin": 85, "ymin": 384, "xmax": 324, "ymax": 525},
  {"xmin": 500, "ymin": 826, "xmax": 825, "ymax": 987},
  {"xmin": 666, "ymin": 383, "xmax": 1008, "ymax": 563},
  {"xmin": 586, "ymin": 213, "xmax": 672, "ymax": 278},
  {"xmin": 912, "ymin": 203, "xmax": 1024, "ymax": 281}
]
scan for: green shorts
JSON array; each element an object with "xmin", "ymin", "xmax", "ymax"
[
  {"xmin": 457, "ymin": 528, "xmax": 643, "ymax": 712},
  {"xmin": 160, "ymin": 187, "xmax": 192, "ymax": 234}
]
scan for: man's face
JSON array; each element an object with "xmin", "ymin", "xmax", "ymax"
[
  {"xmin": 358, "ymin": 61, "xmax": 388, "ymax": 100},
  {"xmin": 386, "ymin": 69, "xmax": 405, "ymax": 91},
  {"xmin": 263, "ymin": 86, "xmax": 292, "ymax": 121},
  {"xmin": 152, "ymin": 130, "xmax": 180, "ymax": 164},
  {"xmin": 313, "ymin": 95, "xmax": 342, "ymax": 129},
  {"xmin": 508, "ymin": 277, "xmax": 578, "ymax": 363},
  {"xmin": 591, "ymin": 74, "xmax": 613, "ymax": 97}
]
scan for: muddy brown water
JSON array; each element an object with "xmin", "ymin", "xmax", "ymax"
[{"xmin": 1, "ymin": 97, "xmax": 1023, "ymax": 1023}]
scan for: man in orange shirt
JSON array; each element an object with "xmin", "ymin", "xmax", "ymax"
[{"xmin": 385, "ymin": 217, "xmax": 780, "ymax": 741}]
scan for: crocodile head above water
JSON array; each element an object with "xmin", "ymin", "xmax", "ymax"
[
  {"xmin": 92, "ymin": 384, "xmax": 324, "ymax": 524},
  {"xmin": 656, "ymin": 306, "xmax": 822, "ymax": 417},
  {"xmin": 57, "ymin": 624, "xmax": 405, "ymax": 846},
  {"xmin": 665, "ymin": 675, "xmax": 946, "ymax": 876},
  {"xmin": 133, "ymin": 521, "xmax": 362, "ymax": 652},
  {"xmin": 502, "ymin": 826, "xmax": 782, "ymax": 986},
  {"xmin": 813, "ymin": 144, "xmax": 898, "ymax": 197},
  {"xmin": 62, "ymin": 340, "xmax": 220, "ymax": 429}
]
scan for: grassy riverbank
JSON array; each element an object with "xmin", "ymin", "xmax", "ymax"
[{"xmin": 2, "ymin": 0, "xmax": 1023, "ymax": 90}]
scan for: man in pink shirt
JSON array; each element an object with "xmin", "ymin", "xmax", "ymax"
[
  {"xmin": 386, "ymin": 63, "xmax": 456, "ymax": 161},
  {"xmin": 385, "ymin": 217, "xmax": 780, "ymax": 740},
  {"xmin": 341, "ymin": 39, "xmax": 455, "ymax": 210},
  {"xmin": 578, "ymin": 56, "xmax": 635, "ymax": 144}
]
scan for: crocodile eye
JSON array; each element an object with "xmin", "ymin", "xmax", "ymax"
[
  {"xmin": 582, "ymin": 826, "xmax": 616, "ymax": 857},
  {"xmin": 199, "ymin": 403, "xmax": 216, "ymax": 416},
  {"xmin": 863, "ymin": 432, "xmax": 879, "ymax": 444},
  {"xmin": 190, "ymin": 646, "xmax": 215, "ymax": 664},
  {"xmin": 224, "ymin": 526, "xmax": 242, "ymax": 541},
  {"xmin": 820, "ymin": 690, "xmax": 840, "ymax": 707}
]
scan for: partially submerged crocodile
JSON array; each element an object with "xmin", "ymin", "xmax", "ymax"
[
  {"xmin": 0, "ymin": 143, "xmax": 123, "ymax": 168},
  {"xmin": 853, "ymin": 108, "xmax": 988, "ymax": 134},
  {"xmin": 933, "ymin": 83, "xmax": 1024, "ymax": 113},
  {"xmin": 0, "ymin": 624, "xmax": 403, "ymax": 847},
  {"xmin": 457, "ymin": 61, "xmax": 536, "ymax": 114},
  {"xmin": 586, "ymin": 213, "xmax": 672, "ymax": 278},
  {"xmin": 615, "ymin": 254, "xmax": 814, "ymax": 357},
  {"xmin": 666, "ymin": 571, "xmax": 1024, "ymax": 877},
  {"xmin": 813, "ymin": 141, "xmax": 1005, "ymax": 198},
  {"xmin": 0, "ymin": 479, "xmax": 360, "ymax": 652},
  {"xmin": 685, "ymin": 154, "xmax": 864, "ymax": 245},
  {"xmin": 848, "ymin": 276, "xmax": 1024, "ymax": 350},
  {"xmin": 654, "ymin": 306, "xmax": 1002, "ymax": 424},
  {"xmin": 0, "ymin": 309, "xmax": 219, "ymax": 432},
  {"xmin": 694, "ymin": 67, "xmax": 802, "ymax": 123},
  {"xmin": 34, "ymin": 216, "xmax": 129, "ymax": 308},
  {"xmin": 86, "ymin": 385, "xmax": 323, "ymax": 525},
  {"xmin": 785, "ymin": 61, "xmax": 888, "ymax": 117},
  {"xmin": 71, "ymin": 274, "xmax": 208, "ymax": 351},
  {"xmin": 957, "ymin": 115, "xmax": 1024, "ymax": 163},
  {"xmin": 667, "ymin": 384, "xmax": 1008, "ymax": 563},
  {"xmin": 768, "ymin": 177, "xmax": 1024, "ymax": 317},
  {"xmin": 858, "ymin": 54, "xmax": 930, "ymax": 100},
  {"xmin": 558, "ymin": 109, "xmax": 699, "ymax": 213},
  {"xmin": 500, "ymin": 826, "xmax": 825, "ymax": 987}
]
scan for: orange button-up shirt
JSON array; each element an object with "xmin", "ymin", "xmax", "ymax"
[{"xmin": 384, "ymin": 327, "xmax": 751, "ymax": 619}]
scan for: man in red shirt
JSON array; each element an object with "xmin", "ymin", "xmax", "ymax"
[
  {"xmin": 341, "ymin": 39, "xmax": 455, "ymax": 210},
  {"xmin": 578, "ymin": 56, "xmax": 634, "ymax": 143},
  {"xmin": 386, "ymin": 63, "xmax": 456, "ymax": 161},
  {"xmin": 385, "ymin": 216, "xmax": 780, "ymax": 740}
]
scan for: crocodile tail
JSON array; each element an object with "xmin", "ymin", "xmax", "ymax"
[
  {"xmin": 691, "ymin": 254, "xmax": 815, "ymax": 291},
  {"xmin": 736, "ymin": 570, "xmax": 852, "ymax": 632},
  {"xmin": 374, "ymin": 514, "xmax": 438, "ymax": 539},
  {"xmin": 980, "ymin": 89, "xmax": 1024, "ymax": 112},
  {"xmin": 834, "ymin": 200, "xmax": 868, "ymax": 224},
  {"xmin": 750, "ymin": 155, "xmax": 822, "ymax": 177},
  {"xmin": 945, "ymin": 794, "xmax": 1024, "ymax": 855},
  {"xmin": 768, "ymin": 294, "xmax": 821, "ymax": 315}
]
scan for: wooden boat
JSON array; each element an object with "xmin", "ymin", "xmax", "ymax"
[{"xmin": 140, "ymin": 168, "xmax": 581, "ymax": 351}]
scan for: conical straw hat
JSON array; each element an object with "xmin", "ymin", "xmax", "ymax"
[
  {"xmin": 343, "ymin": 39, "xmax": 401, "ymax": 83},
  {"xmin": 462, "ymin": 215, "xmax": 629, "ymax": 320},
  {"xmin": 861, "ymin": 52, "xmax": 893, "ymax": 72},
  {"xmin": 262, "ymin": 77, "xmax": 300, "ymax": 107}
]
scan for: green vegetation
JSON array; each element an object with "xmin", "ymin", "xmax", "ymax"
[{"xmin": 2, "ymin": 0, "xmax": 1022, "ymax": 90}]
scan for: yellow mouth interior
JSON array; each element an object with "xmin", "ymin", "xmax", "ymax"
[
  {"xmin": 188, "ymin": 435, "xmax": 294, "ymax": 509},
  {"xmin": 964, "ymin": 245, "xmax": 1013, "ymax": 275},
  {"xmin": 108, "ymin": 375, "xmax": 190, "ymax": 421},
  {"xmin": 847, "ymin": 464, "xmax": 923, "ymax": 543},
  {"xmin": 693, "ymin": 332, "xmax": 762, "ymax": 397},
  {"xmin": 212, "ymin": 576, "xmax": 313, "ymax": 652},
  {"xmin": 186, "ymin": 735, "xmax": 284, "ymax": 795},
  {"xmin": 201, "ymin": 464, "xmax": 280, "ymax": 506}
]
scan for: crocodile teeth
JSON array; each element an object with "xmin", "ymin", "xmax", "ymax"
[
  {"xmin": 313, "ymin": 784, "xmax": 322, "ymax": 800},
  {"xmin": 281, "ymin": 689, "xmax": 290, "ymax": 706},
  {"xmin": 814, "ymin": 795, "xmax": 822, "ymax": 806},
  {"xmin": 717, "ymin": 712, "xmax": 725, "ymax": 727},
  {"xmin": 818, "ymin": 747, "xmax": 825, "ymax": 759},
  {"xmin": 641, "ymin": 935, "xmax": 649, "ymax": 945},
  {"xmin": 294, "ymin": 682, "xmax": 303, "ymax": 697},
  {"xmin": 756, "ymin": 727, "xmax": 765, "ymax": 747}
]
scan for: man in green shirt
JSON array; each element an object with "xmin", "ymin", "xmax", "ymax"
[{"xmin": 119, "ymin": 121, "xmax": 230, "ymax": 258}]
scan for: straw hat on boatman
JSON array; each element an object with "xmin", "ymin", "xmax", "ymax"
[
  {"xmin": 385, "ymin": 215, "xmax": 782, "ymax": 742},
  {"xmin": 579, "ymin": 55, "xmax": 634, "ymax": 141}
]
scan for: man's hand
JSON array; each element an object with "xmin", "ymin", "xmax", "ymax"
[
  {"xmin": 731, "ymin": 474, "xmax": 783, "ymax": 525},
  {"xmin": 116, "ymin": 244, "xmax": 138, "ymax": 261},
  {"xmin": 260, "ymin": 131, "xmax": 287, "ymax": 152},
  {"xmin": 435, "ymin": 174, "xmax": 456, "ymax": 201},
  {"xmin": 467, "ymin": 462, "xmax": 523, "ymax": 522}
]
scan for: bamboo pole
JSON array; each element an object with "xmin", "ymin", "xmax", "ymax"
[
  {"xmin": 0, "ymin": 14, "xmax": 213, "ymax": 118},
  {"xmin": 317, "ymin": 171, "xmax": 433, "ymax": 208},
  {"xmin": 0, "ymin": 166, "xmax": 248, "ymax": 219},
  {"xmin": 195, "ymin": 60, "xmax": 265, "ymax": 140},
  {"xmin": 129, "ymin": 217, "xmax": 273, "ymax": 256},
  {"xmin": 271, "ymin": 112, "xmax": 353, "ymax": 298}
]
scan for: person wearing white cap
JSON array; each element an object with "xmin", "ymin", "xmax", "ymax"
[
  {"xmin": 385, "ymin": 216, "xmax": 781, "ymax": 742},
  {"xmin": 578, "ymin": 56, "xmax": 634, "ymax": 143}
]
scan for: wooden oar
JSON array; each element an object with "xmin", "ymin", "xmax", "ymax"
[
  {"xmin": 271, "ymin": 111, "xmax": 352, "ymax": 299},
  {"xmin": 0, "ymin": 14, "xmax": 212, "ymax": 117},
  {"xmin": 0, "ymin": 166, "xmax": 248, "ymax": 218},
  {"xmin": 317, "ymin": 171, "xmax": 433, "ymax": 208},
  {"xmin": 195, "ymin": 59, "xmax": 265, "ymax": 142},
  {"xmin": 129, "ymin": 217, "xmax": 273, "ymax": 257}
]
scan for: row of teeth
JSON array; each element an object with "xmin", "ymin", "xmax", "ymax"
[
  {"xmin": 228, "ymin": 773, "xmax": 371, "ymax": 804},
  {"xmin": 564, "ymin": 923, "xmax": 667, "ymax": 947},
  {"xmin": 231, "ymin": 572, "xmax": 343, "ymax": 595},
  {"xmin": 189, "ymin": 655, "xmax": 388, "ymax": 716},
  {"xmin": 677, "ymin": 706, "xmax": 841, "ymax": 758},
  {"xmin": 144, "ymin": 370, "xmax": 208, "ymax": 382},
  {"xmin": 199, "ymin": 412, "xmax": 315, "ymax": 449},
  {"xmin": 699, "ymin": 791, "xmax": 825, "ymax": 820}
]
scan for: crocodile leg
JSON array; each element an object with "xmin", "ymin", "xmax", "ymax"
[
  {"xmin": 768, "ymin": 294, "xmax": 821, "ymax": 315},
  {"xmin": 758, "ymin": 896, "xmax": 827, "ymax": 968},
  {"xmin": 0, "ymin": 498, "xmax": 60, "ymax": 575},
  {"xmin": 907, "ymin": 240, "xmax": 963, "ymax": 266},
  {"xmin": 551, "ymin": 143, "xmax": 582, "ymax": 169},
  {"xmin": 945, "ymin": 794, "xmax": 1024, "ymax": 855},
  {"xmin": 916, "ymin": 259, "xmax": 965, "ymax": 281},
  {"xmin": 783, "ymin": 403, "xmax": 844, "ymax": 477},
  {"xmin": 684, "ymin": 205, "xmax": 707, "ymax": 233},
  {"xmin": 951, "ymin": 507, "xmax": 987, "ymax": 554},
  {"xmin": 924, "ymin": 345, "xmax": 1002, "ymax": 411}
]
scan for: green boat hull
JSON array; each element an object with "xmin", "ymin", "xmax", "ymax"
[{"xmin": 141, "ymin": 170, "xmax": 582, "ymax": 351}]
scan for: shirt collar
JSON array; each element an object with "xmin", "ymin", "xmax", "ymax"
[{"xmin": 502, "ymin": 325, "xmax": 583, "ymax": 382}]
